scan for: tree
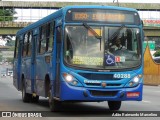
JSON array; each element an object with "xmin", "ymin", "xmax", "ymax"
[
  {"xmin": 0, "ymin": 8, "xmax": 17, "ymax": 21},
  {"xmin": 0, "ymin": 3, "xmax": 17, "ymax": 47},
  {"xmin": 0, "ymin": 55, "xmax": 2, "ymax": 62}
]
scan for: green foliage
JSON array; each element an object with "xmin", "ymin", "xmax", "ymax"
[
  {"xmin": 6, "ymin": 57, "xmax": 13, "ymax": 63},
  {"xmin": 0, "ymin": 55, "xmax": 2, "ymax": 62},
  {"xmin": 6, "ymin": 40, "xmax": 15, "ymax": 46},
  {"xmin": 8, "ymin": 46, "xmax": 15, "ymax": 51},
  {"xmin": 153, "ymin": 49, "xmax": 160, "ymax": 57},
  {"xmin": 0, "ymin": 8, "xmax": 17, "ymax": 21}
]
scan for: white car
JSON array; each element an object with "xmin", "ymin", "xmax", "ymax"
[{"xmin": 1, "ymin": 72, "xmax": 6, "ymax": 77}]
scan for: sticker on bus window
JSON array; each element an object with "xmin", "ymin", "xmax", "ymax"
[
  {"xmin": 115, "ymin": 56, "xmax": 125, "ymax": 62},
  {"xmin": 88, "ymin": 28, "xmax": 102, "ymax": 37},
  {"xmin": 105, "ymin": 54, "xmax": 115, "ymax": 66},
  {"xmin": 73, "ymin": 56, "xmax": 103, "ymax": 65}
]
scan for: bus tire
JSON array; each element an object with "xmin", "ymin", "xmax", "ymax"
[
  {"xmin": 22, "ymin": 81, "xmax": 31, "ymax": 103},
  {"xmin": 108, "ymin": 101, "xmax": 121, "ymax": 110},
  {"xmin": 31, "ymin": 95, "xmax": 39, "ymax": 103},
  {"xmin": 48, "ymin": 90, "xmax": 61, "ymax": 112}
]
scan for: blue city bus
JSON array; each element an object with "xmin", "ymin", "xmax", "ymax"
[{"xmin": 13, "ymin": 5, "xmax": 144, "ymax": 111}]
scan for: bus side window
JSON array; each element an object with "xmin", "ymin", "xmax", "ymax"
[
  {"xmin": 14, "ymin": 37, "xmax": 19, "ymax": 59},
  {"xmin": 39, "ymin": 25, "xmax": 47, "ymax": 54},
  {"xmin": 27, "ymin": 32, "xmax": 32, "ymax": 56},
  {"xmin": 46, "ymin": 21, "xmax": 55, "ymax": 52},
  {"xmin": 23, "ymin": 33, "xmax": 29, "ymax": 57}
]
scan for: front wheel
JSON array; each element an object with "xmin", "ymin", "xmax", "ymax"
[
  {"xmin": 31, "ymin": 95, "xmax": 39, "ymax": 103},
  {"xmin": 48, "ymin": 90, "xmax": 62, "ymax": 112},
  {"xmin": 22, "ymin": 82, "xmax": 31, "ymax": 103},
  {"xmin": 108, "ymin": 101, "xmax": 121, "ymax": 110}
]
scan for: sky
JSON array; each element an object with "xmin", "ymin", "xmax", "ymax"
[{"xmin": 2, "ymin": 0, "xmax": 160, "ymax": 3}]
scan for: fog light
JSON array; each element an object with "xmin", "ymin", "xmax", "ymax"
[
  {"xmin": 72, "ymin": 81, "xmax": 78, "ymax": 86},
  {"xmin": 129, "ymin": 82, "xmax": 134, "ymax": 86}
]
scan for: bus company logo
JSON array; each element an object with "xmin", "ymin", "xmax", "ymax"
[
  {"xmin": 101, "ymin": 82, "xmax": 107, "ymax": 87},
  {"xmin": 84, "ymin": 80, "xmax": 101, "ymax": 84}
]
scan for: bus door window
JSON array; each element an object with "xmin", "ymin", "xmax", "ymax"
[
  {"xmin": 64, "ymin": 26, "xmax": 82, "ymax": 63},
  {"xmin": 14, "ymin": 37, "xmax": 19, "ymax": 59},
  {"xmin": 46, "ymin": 23, "xmax": 50, "ymax": 52},
  {"xmin": 39, "ymin": 25, "xmax": 47, "ymax": 54},
  {"xmin": 46, "ymin": 21, "xmax": 55, "ymax": 52}
]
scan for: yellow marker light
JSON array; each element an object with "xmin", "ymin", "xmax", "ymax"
[{"xmin": 138, "ymin": 74, "xmax": 143, "ymax": 78}]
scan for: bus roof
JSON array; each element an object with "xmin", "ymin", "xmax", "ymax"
[
  {"xmin": 63, "ymin": 5, "xmax": 138, "ymax": 12},
  {"xmin": 16, "ymin": 5, "xmax": 138, "ymax": 36}
]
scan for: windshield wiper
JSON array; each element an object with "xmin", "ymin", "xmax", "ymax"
[
  {"xmin": 83, "ymin": 23, "xmax": 102, "ymax": 39},
  {"xmin": 83, "ymin": 23, "xmax": 102, "ymax": 50},
  {"xmin": 109, "ymin": 24, "xmax": 125, "ymax": 41}
]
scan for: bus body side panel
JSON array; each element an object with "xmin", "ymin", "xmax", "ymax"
[
  {"xmin": 13, "ymin": 59, "xmax": 18, "ymax": 89},
  {"xmin": 53, "ymin": 21, "xmax": 63, "ymax": 98},
  {"xmin": 35, "ymin": 54, "xmax": 52, "ymax": 97},
  {"xmin": 22, "ymin": 57, "xmax": 32, "ymax": 93},
  {"xmin": 31, "ymin": 33, "xmax": 38, "ymax": 95},
  {"xmin": 13, "ymin": 37, "xmax": 23, "ymax": 90}
]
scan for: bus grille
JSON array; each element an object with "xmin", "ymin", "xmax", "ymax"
[
  {"xmin": 85, "ymin": 83, "xmax": 121, "ymax": 87},
  {"xmin": 78, "ymin": 73, "xmax": 121, "ymax": 80},
  {"xmin": 89, "ymin": 90, "xmax": 118, "ymax": 97}
]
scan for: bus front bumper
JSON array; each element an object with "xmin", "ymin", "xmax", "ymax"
[{"xmin": 59, "ymin": 81, "xmax": 143, "ymax": 101}]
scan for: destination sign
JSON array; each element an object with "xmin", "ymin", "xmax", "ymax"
[
  {"xmin": 66, "ymin": 8, "xmax": 140, "ymax": 25},
  {"xmin": 73, "ymin": 12, "xmax": 125, "ymax": 22}
]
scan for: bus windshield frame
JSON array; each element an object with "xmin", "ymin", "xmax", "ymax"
[{"xmin": 63, "ymin": 24, "xmax": 142, "ymax": 71}]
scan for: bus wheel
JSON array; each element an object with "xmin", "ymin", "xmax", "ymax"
[
  {"xmin": 31, "ymin": 95, "xmax": 39, "ymax": 103},
  {"xmin": 22, "ymin": 83, "xmax": 31, "ymax": 103},
  {"xmin": 108, "ymin": 101, "xmax": 121, "ymax": 110},
  {"xmin": 48, "ymin": 90, "xmax": 61, "ymax": 112}
]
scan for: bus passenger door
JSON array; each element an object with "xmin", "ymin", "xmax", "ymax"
[
  {"xmin": 31, "ymin": 29, "xmax": 39, "ymax": 93},
  {"xmin": 13, "ymin": 36, "xmax": 23, "ymax": 90},
  {"xmin": 54, "ymin": 26, "xmax": 62, "ymax": 98}
]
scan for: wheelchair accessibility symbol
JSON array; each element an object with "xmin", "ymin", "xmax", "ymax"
[{"xmin": 105, "ymin": 54, "xmax": 115, "ymax": 66}]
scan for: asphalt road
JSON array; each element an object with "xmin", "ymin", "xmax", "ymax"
[{"xmin": 0, "ymin": 75, "xmax": 159, "ymax": 120}]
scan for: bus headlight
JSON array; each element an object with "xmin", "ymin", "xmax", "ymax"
[
  {"xmin": 133, "ymin": 76, "xmax": 139, "ymax": 83},
  {"xmin": 63, "ymin": 73, "xmax": 73, "ymax": 82},
  {"xmin": 125, "ymin": 74, "xmax": 142, "ymax": 87},
  {"xmin": 63, "ymin": 73, "xmax": 83, "ymax": 87}
]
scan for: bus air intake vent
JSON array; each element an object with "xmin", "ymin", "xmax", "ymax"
[
  {"xmin": 89, "ymin": 90, "xmax": 118, "ymax": 97},
  {"xmin": 85, "ymin": 83, "xmax": 121, "ymax": 87}
]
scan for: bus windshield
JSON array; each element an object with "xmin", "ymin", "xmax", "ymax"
[{"xmin": 64, "ymin": 25, "xmax": 141, "ymax": 70}]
